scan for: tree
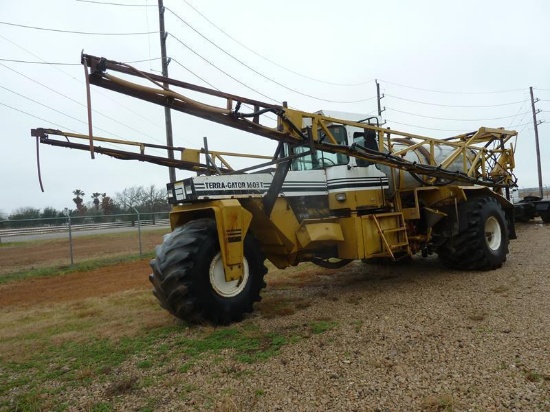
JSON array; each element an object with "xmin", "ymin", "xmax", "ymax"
[
  {"xmin": 144, "ymin": 184, "xmax": 170, "ymax": 212},
  {"xmin": 115, "ymin": 185, "xmax": 169, "ymax": 212},
  {"xmin": 91, "ymin": 192, "xmax": 102, "ymax": 210},
  {"xmin": 9, "ymin": 207, "xmax": 41, "ymax": 220},
  {"xmin": 115, "ymin": 186, "xmax": 145, "ymax": 211},
  {"xmin": 72, "ymin": 189, "xmax": 87, "ymax": 215},
  {"xmin": 100, "ymin": 193, "xmax": 117, "ymax": 215},
  {"xmin": 8, "ymin": 207, "xmax": 41, "ymax": 227},
  {"xmin": 40, "ymin": 207, "xmax": 59, "ymax": 220}
]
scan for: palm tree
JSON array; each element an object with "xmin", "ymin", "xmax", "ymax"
[
  {"xmin": 91, "ymin": 192, "xmax": 101, "ymax": 210},
  {"xmin": 72, "ymin": 189, "xmax": 86, "ymax": 214}
]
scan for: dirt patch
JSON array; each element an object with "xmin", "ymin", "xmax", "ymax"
[{"xmin": 0, "ymin": 259, "xmax": 151, "ymax": 309}]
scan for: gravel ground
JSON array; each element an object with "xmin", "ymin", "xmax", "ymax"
[{"xmin": 36, "ymin": 222, "xmax": 550, "ymax": 410}]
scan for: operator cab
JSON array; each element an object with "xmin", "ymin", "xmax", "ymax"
[{"xmin": 289, "ymin": 110, "xmax": 380, "ymax": 171}]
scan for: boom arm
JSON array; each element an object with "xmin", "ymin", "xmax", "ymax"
[{"xmin": 33, "ymin": 54, "xmax": 519, "ymax": 189}]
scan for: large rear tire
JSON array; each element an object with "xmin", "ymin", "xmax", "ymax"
[
  {"xmin": 149, "ymin": 218, "xmax": 267, "ymax": 325},
  {"xmin": 437, "ymin": 196, "xmax": 509, "ymax": 270}
]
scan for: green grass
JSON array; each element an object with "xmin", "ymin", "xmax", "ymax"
[
  {"xmin": 0, "ymin": 252, "xmax": 154, "ymax": 285},
  {"xmin": 1, "ymin": 318, "xmax": 338, "ymax": 411},
  {"xmin": 175, "ymin": 327, "xmax": 288, "ymax": 364},
  {"xmin": 310, "ymin": 320, "xmax": 338, "ymax": 334}
]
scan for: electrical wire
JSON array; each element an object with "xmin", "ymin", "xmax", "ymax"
[
  {"xmin": 144, "ymin": 0, "xmax": 153, "ymax": 71},
  {"xmin": 1, "ymin": 85, "xmax": 88, "ymax": 126},
  {"xmin": 0, "ymin": 21, "xmax": 157, "ymax": 35},
  {"xmin": 0, "ymin": 62, "xmax": 165, "ymax": 143},
  {"xmin": 385, "ymin": 93, "xmax": 525, "ymax": 108},
  {"xmin": 0, "ymin": 58, "xmax": 79, "ymax": 65},
  {"xmin": 172, "ymin": 58, "xmax": 218, "ymax": 91},
  {"xmin": 385, "ymin": 107, "xmax": 531, "ymax": 121},
  {"xmin": 0, "ymin": 33, "xmax": 170, "ymax": 142},
  {"xmin": 4, "ymin": 93, "xmax": 169, "ymax": 158},
  {"xmin": 171, "ymin": 58, "xmax": 278, "ymax": 122},
  {"xmin": 386, "ymin": 119, "xmax": 531, "ymax": 133},
  {"xmin": 507, "ymin": 97, "xmax": 530, "ymax": 128},
  {"xmin": 385, "ymin": 120, "xmax": 468, "ymax": 133},
  {"xmin": 165, "ymin": 8, "xmax": 376, "ymax": 104},
  {"xmin": 180, "ymin": 0, "xmax": 374, "ymax": 87},
  {"xmin": 75, "ymin": 0, "xmax": 155, "ymax": 6},
  {"xmin": 0, "ymin": 57, "xmax": 161, "ymax": 65},
  {"xmin": 168, "ymin": 33, "xmax": 279, "ymax": 103},
  {"xmin": 0, "ymin": 101, "xmax": 77, "ymax": 132},
  {"xmin": 380, "ymin": 79, "xmax": 525, "ymax": 95},
  {"xmin": 0, "ymin": 84, "xmax": 148, "ymax": 141}
]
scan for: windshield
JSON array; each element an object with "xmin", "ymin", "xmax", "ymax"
[{"xmin": 291, "ymin": 125, "xmax": 349, "ymax": 171}]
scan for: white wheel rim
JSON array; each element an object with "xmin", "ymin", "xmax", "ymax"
[
  {"xmin": 209, "ymin": 252, "xmax": 249, "ymax": 298},
  {"xmin": 485, "ymin": 216, "xmax": 502, "ymax": 251}
]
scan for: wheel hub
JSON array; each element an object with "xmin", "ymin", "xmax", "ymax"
[
  {"xmin": 209, "ymin": 252, "xmax": 249, "ymax": 298},
  {"xmin": 485, "ymin": 216, "xmax": 502, "ymax": 251}
]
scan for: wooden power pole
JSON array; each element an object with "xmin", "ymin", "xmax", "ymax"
[
  {"xmin": 529, "ymin": 86, "xmax": 543, "ymax": 198},
  {"xmin": 376, "ymin": 79, "xmax": 385, "ymax": 117},
  {"xmin": 158, "ymin": 0, "xmax": 176, "ymax": 183}
]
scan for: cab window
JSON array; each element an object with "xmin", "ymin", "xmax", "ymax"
[
  {"xmin": 291, "ymin": 125, "xmax": 349, "ymax": 170},
  {"xmin": 353, "ymin": 129, "xmax": 378, "ymax": 167}
]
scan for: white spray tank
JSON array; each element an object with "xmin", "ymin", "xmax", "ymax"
[{"xmin": 377, "ymin": 137, "xmax": 476, "ymax": 193}]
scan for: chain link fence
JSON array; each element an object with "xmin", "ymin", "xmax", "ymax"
[{"xmin": 0, "ymin": 212, "xmax": 171, "ymax": 267}]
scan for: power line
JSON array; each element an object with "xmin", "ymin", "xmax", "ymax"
[
  {"xmin": 0, "ymin": 58, "xmax": 79, "ymax": 65},
  {"xmin": 0, "ymin": 84, "xmax": 145, "ymax": 139},
  {"xmin": 1, "ymin": 98, "xmax": 167, "ymax": 157},
  {"xmin": 171, "ymin": 58, "xmax": 277, "ymax": 122},
  {"xmin": 1, "ymin": 84, "xmax": 88, "ymax": 126},
  {"xmin": 386, "ymin": 119, "xmax": 531, "ymax": 133},
  {"xmin": 0, "ymin": 62, "xmax": 87, "ymax": 107},
  {"xmin": 0, "ymin": 101, "xmax": 76, "ymax": 132},
  {"xmin": 0, "ymin": 21, "xmax": 157, "ymax": 35},
  {"xmin": 180, "ymin": 0, "xmax": 373, "ymax": 88},
  {"xmin": 172, "ymin": 58, "xmax": 218, "ymax": 91},
  {"xmin": 381, "ymin": 79, "xmax": 525, "ymax": 95},
  {"xmin": 165, "ymin": 7, "xmax": 376, "ymax": 104},
  {"xmin": 386, "ymin": 106, "xmax": 531, "ymax": 121},
  {"xmin": 385, "ymin": 120, "xmax": 468, "ymax": 133},
  {"xmin": 507, "ymin": 97, "xmax": 530, "ymax": 128},
  {"xmin": 0, "ymin": 57, "xmax": 161, "ymax": 65},
  {"xmin": 75, "ymin": 0, "xmax": 155, "ymax": 6},
  {"xmin": 168, "ymin": 33, "xmax": 279, "ymax": 103},
  {"xmin": 385, "ymin": 93, "xmax": 525, "ymax": 108},
  {"xmin": 0, "ymin": 62, "xmax": 163, "ymax": 142},
  {"xmin": 0, "ymin": 33, "xmax": 168, "ymax": 142}
]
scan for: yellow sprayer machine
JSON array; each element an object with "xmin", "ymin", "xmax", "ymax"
[{"xmin": 32, "ymin": 54, "xmax": 518, "ymax": 324}]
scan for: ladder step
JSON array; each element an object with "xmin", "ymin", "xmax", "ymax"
[
  {"xmin": 390, "ymin": 243, "xmax": 410, "ymax": 249},
  {"xmin": 381, "ymin": 228, "xmax": 407, "ymax": 234}
]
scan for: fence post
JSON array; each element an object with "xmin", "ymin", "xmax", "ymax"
[
  {"xmin": 67, "ymin": 214, "xmax": 74, "ymax": 266},
  {"xmin": 133, "ymin": 207, "xmax": 143, "ymax": 258}
]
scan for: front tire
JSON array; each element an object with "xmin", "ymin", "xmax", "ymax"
[
  {"xmin": 149, "ymin": 218, "xmax": 267, "ymax": 325},
  {"xmin": 437, "ymin": 196, "xmax": 509, "ymax": 270}
]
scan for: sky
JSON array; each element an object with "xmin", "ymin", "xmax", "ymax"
[{"xmin": 1, "ymin": 0, "xmax": 549, "ymax": 217}]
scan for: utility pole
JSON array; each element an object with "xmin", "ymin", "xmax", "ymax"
[
  {"xmin": 376, "ymin": 79, "xmax": 385, "ymax": 122},
  {"xmin": 529, "ymin": 86, "xmax": 543, "ymax": 198},
  {"xmin": 158, "ymin": 0, "xmax": 176, "ymax": 183}
]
